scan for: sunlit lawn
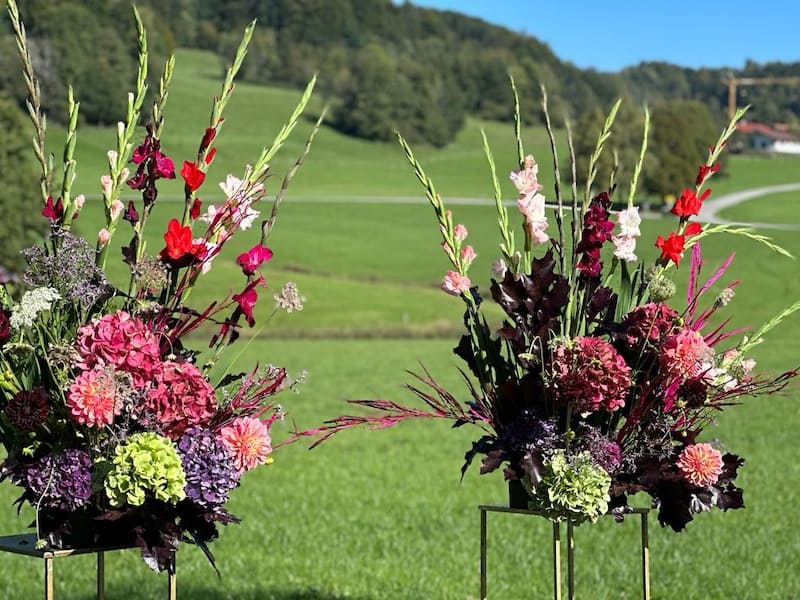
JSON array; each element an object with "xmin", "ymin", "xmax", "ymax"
[{"xmin": 3, "ymin": 46, "xmax": 800, "ymax": 600}]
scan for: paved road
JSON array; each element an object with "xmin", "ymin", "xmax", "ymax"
[{"xmin": 698, "ymin": 182, "xmax": 800, "ymax": 229}]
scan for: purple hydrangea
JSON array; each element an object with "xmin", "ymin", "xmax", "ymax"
[
  {"xmin": 18, "ymin": 449, "xmax": 93, "ymax": 511},
  {"xmin": 177, "ymin": 427, "xmax": 241, "ymax": 510}
]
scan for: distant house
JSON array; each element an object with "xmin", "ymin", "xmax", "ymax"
[{"xmin": 736, "ymin": 122, "xmax": 800, "ymax": 155}]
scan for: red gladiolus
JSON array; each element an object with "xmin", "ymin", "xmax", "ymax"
[
  {"xmin": 236, "ymin": 245, "xmax": 274, "ymax": 276},
  {"xmin": 655, "ymin": 231, "xmax": 686, "ymax": 266},
  {"xmin": 206, "ymin": 147, "xmax": 217, "ymax": 165},
  {"xmin": 181, "ymin": 161, "xmax": 205, "ymax": 192},
  {"xmin": 696, "ymin": 163, "xmax": 720, "ymax": 186},
  {"xmin": 684, "ymin": 222, "xmax": 703, "ymax": 237},
  {"xmin": 200, "ymin": 127, "xmax": 216, "ymax": 151},
  {"xmin": 160, "ymin": 218, "xmax": 203, "ymax": 264},
  {"xmin": 671, "ymin": 189, "xmax": 710, "ymax": 217},
  {"xmin": 190, "ymin": 198, "xmax": 202, "ymax": 220}
]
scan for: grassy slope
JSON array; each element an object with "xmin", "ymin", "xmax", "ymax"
[
  {"xmin": 718, "ymin": 189, "xmax": 800, "ymax": 223},
  {"xmin": 3, "ymin": 48, "xmax": 800, "ymax": 598}
]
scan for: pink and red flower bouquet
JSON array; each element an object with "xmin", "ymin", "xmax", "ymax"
[
  {"xmin": 310, "ymin": 93, "xmax": 800, "ymax": 528},
  {"xmin": 0, "ymin": 3, "xmax": 317, "ymax": 572}
]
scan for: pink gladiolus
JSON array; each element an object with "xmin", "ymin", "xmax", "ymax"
[
  {"xmin": 441, "ymin": 271, "xmax": 472, "ymax": 296},
  {"xmin": 236, "ymin": 245, "xmax": 274, "ymax": 276},
  {"xmin": 454, "ymin": 224, "xmax": 468, "ymax": 242},
  {"xmin": 612, "ymin": 234, "xmax": 637, "ymax": 262},
  {"xmin": 109, "ymin": 199, "xmax": 124, "ymax": 220},
  {"xmin": 100, "ymin": 175, "xmax": 114, "ymax": 199},
  {"xmin": 97, "ymin": 229, "xmax": 111, "ymax": 248},
  {"xmin": 460, "ymin": 245, "xmax": 477, "ymax": 267}
]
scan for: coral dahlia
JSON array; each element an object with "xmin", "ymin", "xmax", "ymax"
[
  {"xmin": 219, "ymin": 417, "xmax": 273, "ymax": 473},
  {"xmin": 677, "ymin": 443, "xmax": 724, "ymax": 487},
  {"xmin": 67, "ymin": 367, "xmax": 122, "ymax": 427}
]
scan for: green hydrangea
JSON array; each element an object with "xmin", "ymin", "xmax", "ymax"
[
  {"xmin": 529, "ymin": 449, "xmax": 611, "ymax": 524},
  {"xmin": 104, "ymin": 432, "xmax": 186, "ymax": 507}
]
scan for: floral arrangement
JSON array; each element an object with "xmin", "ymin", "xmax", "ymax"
[
  {"xmin": 0, "ymin": 2, "xmax": 320, "ymax": 571},
  {"xmin": 308, "ymin": 87, "xmax": 799, "ymax": 529}
]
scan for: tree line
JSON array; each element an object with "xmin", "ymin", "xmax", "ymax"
[{"xmin": 0, "ymin": 0, "xmax": 797, "ymax": 270}]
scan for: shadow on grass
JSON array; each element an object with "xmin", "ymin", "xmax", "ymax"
[{"xmin": 172, "ymin": 585, "xmax": 377, "ymax": 600}]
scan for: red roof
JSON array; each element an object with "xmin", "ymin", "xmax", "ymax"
[{"xmin": 736, "ymin": 121, "xmax": 800, "ymax": 142}]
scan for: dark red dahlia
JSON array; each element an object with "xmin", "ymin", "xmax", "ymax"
[{"xmin": 5, "ymin": 388, "xmax": 50, "ymax": 431}]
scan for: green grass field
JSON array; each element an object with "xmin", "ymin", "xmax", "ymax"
[
  {"xmin": 3, "ymin": 48, "xmax": 800, "ymax": 599},
  {"xmin": 718, "ymin": 190, "xmax": 800, "ymax": 224}
]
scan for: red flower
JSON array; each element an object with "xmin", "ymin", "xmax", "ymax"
[
  {"xmin": 696, "ymin": 163, "xmax": 720, "ymax": 186},
  {"xmin": 684, "ymin": 222, "xmax": 703, "ymax": 236},
  {"xmin": 206, "ymin": 147, "xmax": 217, "ymax": 165},
  {"xmin": 160, "ymin": 218, "xmax": 204, "ymax": 265},
  {"xmin": 0, "ymin": 309, "xmax": 10, "ymax": 346},
  {"xmin": 236, "ymin": 244, "xmax": 273, "ymax": 276},
  {"xmin": 671, "ymin": 188, "xmax": 710, "ymax": 217},
  {"xmin": 655, "ymin": 231, "xmax": 686, "ymax": 266},
  {"xmin": 190, "ymin": 198, "xmax": 202, "ymax": 220},
  {"xmin": 200, "ymin": 127, "xmax": 216, "ymax": 151},
  {"xmin": 181, "ymin": 161, "xmax": 205, "ymax": 192}
]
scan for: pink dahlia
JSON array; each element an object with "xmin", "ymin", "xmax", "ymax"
[
  {"xmin": 659, "ymin": 327, "xmax": 713, "ymax": 380},
  {"xmin": 67, "ymin": 367, "xmax": 121, "ymax": 427},
  {"xmin": 219, "ymin": 416, "xmax": 273, "ymax": 473},
  {"xmin": 677, "ymin": 443, "xmax": 724, "ymax": 487},
  {"xmin": 142, "ymin": 361, "xmax": 217, "ymax": 439},
  {"xmin": 74, "ymin": 311, "xmax": 161, "ymax": 386},
  {"xmin": 552, "ymin": 336, "xmax": 631, "ymax": 414},
  {"xmin": 621, "ymin": 302, "xmax": 679, "ymax": 351}
]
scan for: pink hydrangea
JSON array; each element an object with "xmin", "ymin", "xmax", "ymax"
[
  {"xmin": 142, "ymin": 361, "xmax": 217, "ymax": 439},
  {"xmin": 677, "ymin": 443, "xmax": 724, "ymax": 487},
  {"xmin": 659, "ymin": 327, "xmax": 713, "ymax": 380},
  {"xmin": 622, "ymin": 303, "xmax": 680, "ymax": 351},
  {"xmin": 67, "ymin": 367, "xmax": 121, "ymax": 427},
  {"xmin": 74, "ymin": 311, "xmax": 161, "ymax": 386},
  {"xmin": 552, "ymin": 336, "xmax": 631, "ymax": 414},
  {"xmin": 219, "ymin": 416, "xmax": 273, "ymax": 472}
]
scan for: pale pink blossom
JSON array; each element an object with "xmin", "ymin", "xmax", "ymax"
[
  {"xmin": 234, "ymin": 203, "xmax": 260, "ymax": 230},
  {"xmin": 198, "ymin": 240, "xmax": 219, "ymax": 274},
  {"xmin": 73, "ymin": 194, "xmax": 85, "ymax": 212},
  {"xmin": 517, "ymin": 192, "xmax": 549, "ymax": 244},
  {"xmin": 199, "ymin": 204, "xmax": 218, "ymax": 224},
  {"xmin": 219, "ymin": 174, "xmax": 264, "ymax": 200},
  {"xmin": 453, "ymin": 224, "xmax": 468, "ymax": 242},
  {"xmin": 100, "ymin": 175, "xmax": 113, "ymax": 199},
  {"xmin": 615, "ymin": 206, "xmax": 641, "ymax": 237},
  {"xmin": 441, "ymin": 241, "xmax": 457, "ymax": 264},
  {"xmin": 460, "ymin": 245, "xmax": 477, "ymax": 267},
  {"xmin": 612, "ymin": 234, "xmax": 638, "ymax": 262},
  {"xmin": 107, "ymin": 150, "xmax": 118, "ymax": 167},
  {"xmin": 509, "ymin": 155, "xmax": 542, "ymax": 195},
  {"xmin": 97, "ymin": 229, "xmax": 111, "ymax": 247},
  {"xmin": 491, "ymin": 259, "xmax": 508, "ymax": 280},
  {"xmin": 441, "ymin": 271, "xmax": 472, "ymax": 296},
  {"xmin": 677, "ymin": 443, "xmax": 723, "ymax": 487},
  {"xmin": 109, "ymin": 199, "xmax": 124, "ymax": 220}
]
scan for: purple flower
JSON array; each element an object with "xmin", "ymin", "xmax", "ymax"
[
  {"xmin": 177, "ymin": 428, "xmax": 241, "ymax": 510},
  {"xmin": 16, "ymin": 450, "xmax": 92, "ymax": 511}
]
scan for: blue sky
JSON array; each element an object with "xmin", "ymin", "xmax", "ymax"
[{"xmin": 407, "ymin": 1, "xmax": 800, "ymax": 72}]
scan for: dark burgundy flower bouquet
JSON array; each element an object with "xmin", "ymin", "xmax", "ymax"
[
  {"xmin": 0, "ymin": 1, "xmax": 319, "ymax": 571},
  {"xmin": 310, "ymin": 88, "xmax": 799, "ymax": 529}
]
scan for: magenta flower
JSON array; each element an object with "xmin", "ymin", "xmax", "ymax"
[
  {"xmin": 236, "ymin": 244, "xmax": 274, "ymax": 276},
  {"xmin": 74, "ymin": 311, "xmax": 162, "ymax": 386},
  {"xmin": 233, "ymin": 279, "xmax": 262, "ymax": 326}
]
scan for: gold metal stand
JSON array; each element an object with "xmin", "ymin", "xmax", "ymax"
[
  {"xmin": 478, "ymin": 505, "xmax": 651, "ymax": 600},
  {"xmin": 0, "ymin": 533, "xmax": 177, "ymax": 599}
]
